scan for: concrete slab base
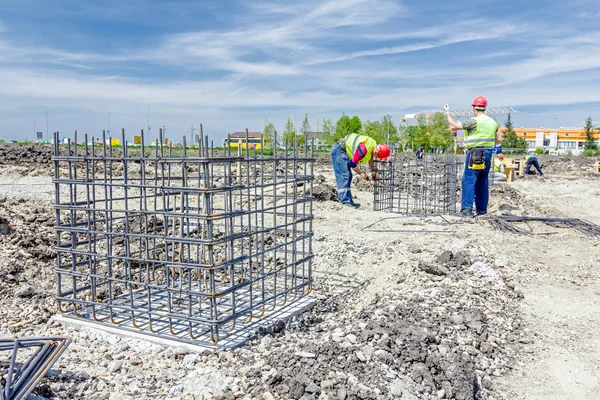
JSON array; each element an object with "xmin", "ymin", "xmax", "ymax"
[{"xmin": 53, "ymin": 296, "xmax": 316, "ymax": 352}]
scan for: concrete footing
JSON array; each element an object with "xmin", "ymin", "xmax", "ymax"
[{"xmin": 53, "ymin": 296, "xmax": 316, "ymax": 352}]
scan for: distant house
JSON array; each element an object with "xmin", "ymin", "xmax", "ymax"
[{"xmin": 304, "ymin": 131, "xmax": 328, "ymax": 148}]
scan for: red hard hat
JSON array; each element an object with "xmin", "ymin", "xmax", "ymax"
[
  {"xmin": 378, "ymin": 143, "xmax": 391, "ymax": 160},
  {"xmin": 471, "ymin": 96, "xmax": 488, "ymax": 108}
]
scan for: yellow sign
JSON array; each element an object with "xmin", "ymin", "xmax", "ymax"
[
  {"xmin": 164, "ymin": 138, "xmax": 169, "ymax": 145},
  {"xmin": 133, "ymin": 135, "xmax": 142, "ymax": 145},
  {"xmin": 111, "ymin": 138, "xmax": 120, "ymax": 146}
]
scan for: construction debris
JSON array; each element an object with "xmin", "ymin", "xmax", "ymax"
[{"xmin": 490, "ymin": 215, "xmax": 600, "ymax": 238}]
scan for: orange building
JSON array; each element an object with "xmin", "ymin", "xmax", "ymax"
[{"xmin": 498, "ymin": 127, "xmax": 600, "ymax": 154}]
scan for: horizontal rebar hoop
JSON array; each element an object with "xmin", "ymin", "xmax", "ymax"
[
  {"xmin": 374, "ymin": 153, "xmax": 459, "ymax": 215},
  {"xmin": 54, "ymin": 129, "xmax": 314, "ymax": 346}
]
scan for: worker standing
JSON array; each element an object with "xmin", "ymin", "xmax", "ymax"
[
  {"xmin": 444, "ymin": 96, "xmax": 499, "ymax": 217},
  {"xmin": 524, "ymin": 155, "xmax": 544, "ymax": 176},
  {"xmin": 330, "ymin": 133, "xmax": 390, "ymax": 208}
]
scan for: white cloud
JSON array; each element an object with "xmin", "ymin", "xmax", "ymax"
[
  {"xmin": 1, "ymin": 0, "xmax": 600, "ymax": 140},
  {"xmin": 490, "ymin": 35, "xmax": 600, "ymax": 84}
]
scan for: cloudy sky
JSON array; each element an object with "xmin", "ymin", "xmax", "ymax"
[{"xmin": 1, "ymin": 0, "xmax": 600, "ymax": 143}]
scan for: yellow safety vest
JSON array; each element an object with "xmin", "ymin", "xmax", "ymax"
[
  {"xmin": 493, "ymin": 158, "xmax": 503, "ymax": 172},
  {"xmin": 344, "ymin": 134, "xmax": 377, "ymax": 165},
  {"xmin": 464, "ymin": 115, "xmax": 497, "ymax": 149}
]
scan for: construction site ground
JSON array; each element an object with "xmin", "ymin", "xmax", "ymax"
[{"xmin": 0, "ymin": 146, "xmax": 599, "ymax": 400}]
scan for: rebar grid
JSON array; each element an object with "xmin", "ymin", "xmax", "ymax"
[
  {"xmin": 374, "ymin": 153, "xmax": 459, "ymax": 215},
  {"xmin": 53, "ymin": 128, "xmax": 314, "ymax": 345}
]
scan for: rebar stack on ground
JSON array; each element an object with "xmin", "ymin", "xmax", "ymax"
[
  {"xmin": 0, "ymin": 337, "xmax": 71, "ymax": 400},
  {"xmin": 374, "ymin": 153, "xmax": 459, "ymax": 215},
  {"xmin": 53, "ymin": 128, "xmax": 314, "ymax": 345},
  {"xmin": 493, "ymin": 215, "xmax": 600, "ymax": 238}
]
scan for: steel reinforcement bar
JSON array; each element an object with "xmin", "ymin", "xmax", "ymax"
[
  {"xmin": 374, "ymin": 153, "xmax": 459, "ymax": 215},
  {"xmin": 53, "ymin": 127, "xmax": 314, "ymax": 345}
]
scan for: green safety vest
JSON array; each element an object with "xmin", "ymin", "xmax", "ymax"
[
  {"xmin": 464, "ymin": 115, "xmax": 498, "ymax": 149},
  {"xmin": 344, "ymin": 134, "xmax": 377, "ymax": 165}
]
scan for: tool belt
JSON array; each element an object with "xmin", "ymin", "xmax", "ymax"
[{"xmin": 468, "ymin": 147, "xmax": 486, "ymax": 170}]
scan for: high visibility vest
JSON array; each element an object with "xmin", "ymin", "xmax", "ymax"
[
  {"xmin": 525, "ymin": 156, "xmax": 532, "ymax": 163},
  {"xmin": 493, "ymin": 158, "xmax": 503, "ymax": 172},
  {"xmin": 463, "ymin": 115, "xmax": 497, "ymax": 149},
  {"xmin": 344, "ymin": 134, "xmax": 377, "ymax": 165}
]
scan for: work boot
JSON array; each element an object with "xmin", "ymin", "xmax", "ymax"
[
  {"xmin": 343, "ymin": 202, "xmax": 360, "ymax": 209},
  {"xmin": 460, "ymin": 209, "xmax": 473, "ymax": 218}
]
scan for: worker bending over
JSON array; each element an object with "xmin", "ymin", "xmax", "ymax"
[
  {"xmin": 525, "ymin": 155, "xmax": 544, "ymax": 176},
  {"xmin": 444, "ymin": 96, "xmax": 499, "ymax": 217},
  {"xmin": 330, "ymin": 133, "xmax": 390, "ymax": 209}
]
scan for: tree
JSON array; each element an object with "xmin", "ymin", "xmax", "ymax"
[
  {"xmin": 427, "ymin": 112, "xmax": 454, "ymax": 151},
  {"xmin": 584, "ymin": 117, "xmax": 598, "ymax": 150},
  {"xmin": 362, "ymin": 120, "xmax": 384, "ymax": 143},
  {"xmin": 381, "ymin": 114, "xmax": 399, "ymax": 143},
  {"xmin": 334, "ymin": 114, "xmax": 351, "ymax": 141},
  {"xmin": 349, "ymin": 116, "xmax": 362, "ymax": 134},
  {"xmin": 263, "ymin": 119, "xmax": 276, "ymax": 148},
  {"xmin": 301, "ymin": 113, "xmax": 311, "ymax": 136},
  {"xmin": 402, "ymin": 123, "xmax": 429, "ymax": 151},
  {"xmin": 282, "ymin": 116, "xmax": 296, "ymax": 147},
  {"xmin": 322, "ymin": 118, "xmax": 335, "ymax": 144},
  {"xmin": 500, "ymin": 113, "xmax": 528, "ymax": 154},
  {"xmin": 334, "ymin": 114, "xmax": 362, "ymax": 141}
]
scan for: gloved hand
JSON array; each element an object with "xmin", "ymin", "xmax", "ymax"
[{"xmin": 443, "ymin": 104, "xmax": 450, "ymax": 112}]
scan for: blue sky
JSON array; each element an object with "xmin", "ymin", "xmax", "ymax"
[{"xmin": 1, "ymin": 0, "xmax": 600, "ymax": 143}]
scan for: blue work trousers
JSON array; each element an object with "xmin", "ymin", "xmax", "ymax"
[
  {"xmin": 461, "ymin": 149, "xmax": 493, "ymax": 214},
  {"xmin": 331, "ymin": 143, "xmax": 353, "ymax": 204},
  {"xmin": 525, "ymin": 158, "xmax": 543, "ymax": 175}
]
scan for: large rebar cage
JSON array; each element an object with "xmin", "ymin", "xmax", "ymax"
[
  {"xmin": 374, "ymin": 153, "xmax": 459, "ymax": 215},
  {"xmin": 53, "ymin": 130, "xmax": 314, "ymax": 346}
]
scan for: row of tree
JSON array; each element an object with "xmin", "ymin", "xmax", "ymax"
[
  {"xmin": 263, "ymin": 111, "xmax": 599, "ymax": 153},
  {"xmin": 263, "ymin": 112, "xmax": 453, "ymax": 151}
]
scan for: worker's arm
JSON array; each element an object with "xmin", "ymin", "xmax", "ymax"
[
  {"xmin": 443, "ymin": 103, "xmax": 463, "ymax": 130},
  {"xmin": 348, "ymin": 143, "xmax": 368, "ymax": 169},
  {"xmin": 495, "ymin": 125, "xmax": 500, "ymax": 144},
  {"xmin": 446, "ymin": 113, "xmax": 463, "ymax": 131}
]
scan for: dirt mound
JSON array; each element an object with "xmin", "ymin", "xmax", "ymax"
[
  {"xmin": 535, "ymin": 156, "xmax": 598, "ymax": 176},
  {"xmin": 0, "ymin": 144, "xmax": 53, "ymax": 164}
]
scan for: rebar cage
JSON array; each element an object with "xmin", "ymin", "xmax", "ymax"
[
  {"xmin": 53, "ymin": 129, "xmax": 314, "ymax": 345},
  {"xmin": 374, "ymin": 153, "xmax": 459, "ymax": 215}
]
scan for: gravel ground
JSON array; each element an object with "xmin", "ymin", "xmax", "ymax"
[{"xmin": 0, "ymin": 145, "xmax": 599, "ymax": 400}]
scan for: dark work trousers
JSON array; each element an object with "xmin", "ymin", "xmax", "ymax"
[
  {"xmin": 525, "ymin": 157, "xmax": 544, "ymax": 175},
  {"xmin": 331, "ymin": 143, "xmax": 354, "ymax": 204},
  {"xmin": 461, "ymin": 149, "xmax": 493, "ymax": 214}
]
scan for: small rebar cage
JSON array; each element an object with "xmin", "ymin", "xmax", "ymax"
[
  {"xmin": 374, "ymin": 153, "xmax": 459, "ymax": 215},
  {"xmin": 53, "ymin": 129, "xmax": 314, "ymax": 345}
]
